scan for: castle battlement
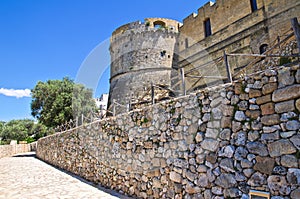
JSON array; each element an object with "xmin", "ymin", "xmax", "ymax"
[
  {"xmin": 108, "ymin": 0, "xmax": 300, "ymax": 115},
  {"xmin": 111, "ymin": 18, "xmax": 181, "ymax": 42}
]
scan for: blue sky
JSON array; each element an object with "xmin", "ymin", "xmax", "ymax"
[{"xmin": 0, "ymin": 0, "xmax": 207, "ymax": 121}]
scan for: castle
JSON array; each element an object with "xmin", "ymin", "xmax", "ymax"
[{"xmin": 108, "ymin": 0, "xmax": 300, "ymax": 114}]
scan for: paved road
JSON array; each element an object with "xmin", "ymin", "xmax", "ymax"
[{"xmin": 0, "ymin": 152, "xmax": 128, "ymax": 199}]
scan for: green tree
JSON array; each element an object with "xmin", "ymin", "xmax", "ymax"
[
  {"xmin": 31, "ymin": 77, "xmax": 96, "ymax": 128},
  {"xmin": 30, "ymin": 122, "xmax": 52, "ymax": 140},
  {"xmin": 0, "ymin": 119, "xmax": 34, "ymax": 144}
]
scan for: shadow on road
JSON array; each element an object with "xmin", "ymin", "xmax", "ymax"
[{"xmin": 13, "ymin": 153, "xmax": 36, "ymax": 158}]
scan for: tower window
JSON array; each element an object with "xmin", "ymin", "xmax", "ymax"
[
  {"xmin": 259, "ymin": 44, "xmax": 268, "ymax": 54},
  {"xmin": 250, "ymin": 0, "xmax": 258, "ymax": 12},
  {"xmin": 204, "ymin": 18, "xmax": 212, "ymax": 37},
  {"xmin": 185, "ymin": 38, "xmax": 189, "ymax": 48},
  {"xmin": 154, "ymin": 21, "xmax": 166, "ymax": 29}
]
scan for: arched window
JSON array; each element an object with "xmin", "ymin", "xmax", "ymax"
[
  {"xmin": 250, "ymin": 0, "xmax": 258, "ymax": 12},
  {"xmin": 153, "ymin": 21, "xmax": 166, "ymax": 29},
  {"xmin": 204, "ymin": 18, "xmax": 212, "ymax": 37},
  {"xmin": 259, "ymin": 44, "xmax": 268, "ymax": 54}
]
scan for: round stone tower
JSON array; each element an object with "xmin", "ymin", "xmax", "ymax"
[{"xmin": 108, "ymin": 18, "xmax": 181, "ymax": 114}]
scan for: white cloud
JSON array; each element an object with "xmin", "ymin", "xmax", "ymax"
[{"xmin": 0, "ymin": 88, "xmax": 31, "ymax": 98}]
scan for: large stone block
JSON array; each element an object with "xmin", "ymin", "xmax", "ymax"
[
  {"xmin": 215, "ymin": 173, "xmax": 237, "ymax": 188},
  {"xmin": 201, "ymin": 139, "xmax": 219, "ymax": 152},
  {"xmin": 272, "ymin": 84, "xmax": 300, "ymax": 102},
  {"xmin": 275, "ymin": 100, "xmax": 295, "ymax": 113},
  {"xmin": 261, "ymin": 114, "xmax": 280, "ymax": 125},
  {"xmin": 268, "ymin": 139, "xmax": 297, "ymax": 157},
  {"xmin": 261, "ymin": 102, "xmax": 275, "ymax": 115},
  {"xmin": 262, "ymin": 83, "xmax": 277, "ymax": 95},
  {"xmin": 254, "ymin": 156, "xmax": 275, "ymax": 175}
]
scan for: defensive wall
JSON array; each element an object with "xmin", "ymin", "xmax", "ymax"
[
  {"xmin": 177, "ymin": 0, "xmax": 300, "ymax": 90},
  {"xmin": 108, "ymin": 18, "xmax": 181, "ymax": 114},
  {"xmin": 0, "ymin": 142, "xmax": 37, "ymax": 159},
  {"xmin": 37, "ymin": 63, "xmax": 300, "ymax": 198},
  {"xmin": 107, "ymin": 0, "xmax": 300, "ymax": 113}
]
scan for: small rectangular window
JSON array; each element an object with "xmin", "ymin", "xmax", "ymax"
[
  {"xmin": 185, "ymin": 38, "xmax": 189, "ymax": 48},
  {"xmin": 250, "ymin": 0, "xmax": 258, "ymax": 12},
  {"xmin": 204, "ymin": 18, "xmax": 212, "ymax": 37}
]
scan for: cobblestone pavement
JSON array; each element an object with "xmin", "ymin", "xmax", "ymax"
[{"xmin": 0, "ymin": 152, "xmax": 130, "ymax": 199}]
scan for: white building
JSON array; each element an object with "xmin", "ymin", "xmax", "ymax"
[{"xmin": 94, "ymin": 94, "xmax": 109, "ymax": 116}]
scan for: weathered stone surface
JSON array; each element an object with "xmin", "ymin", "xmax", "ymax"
[
  {"xmin": 287, "ymin": 169, "xmax": 300, "ymax": 185},
  {"xmin": 261, "ymin": 102, "xmax": 275, "ymax": 115},
  {"xmin": 218, "ymin": 145, "xmax": 235, "ymax": 158},
  {"xmin": 195, "ymin": 132, "xmax": 204, "ymax": 143},
  {"xmin": 280, "ymin": 131, "xmax": 296, "ymax": 138},
  {"xmin": 238, "ymin": 101, "xmax": 248, "ymax": 110},
  {"xmin": 291, "ymin": 189, "xmax": 300, "ymax": 199},
  {"xmin": 245, "ymin": 110, "xmax": 260, "ymax": 119},
  {"xmin": 272, "ymin": 84, "xmax": 300, "ymax": 102},
  {"xmin": 196, "ymin": 174, "xmax": 209, "ymax": 187},
  {"xmin": 224, "ymin": 188, "xmax": 242, "ymax": 198},
  {"xmin": 185, "ymin": 171, "xmax": 197, "ymax": 182},
  {"xmin": 234, "ymin": 147, "xmax": 248, "ymax": 160},
  {"xmin": 254, "ymin": 156, "xmax": 275, "ymax": 175},
  {"xmin": 290, "ymin": 134, "xmax": 300, "ymax": 150},
  {"xmin": 170, "ymin": 171, "xmax": 182, "ymax": 183},
  {"xmin": 273, "ymin": 166, "xmax": 287, "ymax": 175},
  {"xmin": 281, "ymin": 155, "xmax": 298, "ymax": 168},
  {"xmin": 201, "ymin": 139, "xmax": 219, "ymax": 152},
  {"xmin": 246, "ymin": 142, "xmax": 268, "ymax": 156},
  {"xmin": 231, "ymin": 95, "xmax": 240, "ymax": 105},
  {"xmin": 219, "ymin": 129, "xmax": 231, "ymax": 140},
  {"xmin": 220, "ymin": 116, "xmax": 231, "ymax": 128},
  {"xmin": 241, "ymin": 158, "xmax": 253, "ymax": 168},
  {"xmin": 261, "ymin": 114, "xmax": 280, "ymax": 126},
  {"xmin": 296, "ymin": 69, "xmax": 300, "ymax": 83},
  {"xmin": 278, "ymin": 68, "xmax": 294, "ymax": 88},
  {"xmin": 261, "ymin": 132, "xmax": 279, "ymax": 141},
  {"xmin": 210, "ymin": 97, "xmax": 223, "ymax": 108},
  {"xmin": 268, "ymin": 140, "xmax": 297, "ymax": 157},
  {"xmin": 206, "ymin": 128, "xmax": 219, "ymax": 139},
  {"xmin": 265, "ymin": 69, "xmax": 277, "ymax": 76},
  {"xmin": 263, "ymin": 126, "xmax": 279, "ymax": 133},
  {"xmin": 286, "ymin": 120, "xmax": 300, "ymax": 131},
  {"xmin": 220, "ymin": 158, "xmax": 235, "ymax": 173},
  {"xmin": 256, "ymin": 94, "xmax": 271, "ymax": 105},
  {"xmin": 249, "ymin": 104, "xmax": 259, "ymax": 110},
  {"xmin": 248, "ymin": 172, "xmax": 266, "ymax": 187},
  {"xmin": 248, "ymin": 131, "xmax": 259, "ymax": 141},
  {"xmin": 267, "ymin": 175, "xmax": 291, "ymax": 195},
  {"xmin": 215, "ymin": 174, "xmax": 237, "ymax": 188},
  {"xmin": 262, "ymin": 83, "xmax": 277, "ymax": 95},
  {"xmin": 280, "ymin": 112, "xmax": 297, "ymax": 122},
  {"xmin": 211, "ymin": 186, "xmax": 222, "ymax": 195},
  {"xmin": 249, "ymin": 89, "xmax": 262, "ymax": 98},
  {"xmin": 174, "ymin": 159, "xmax": 189, "ymax": 168},
  {"xmin": 235, "ymin": 111, "xmax": 246, "ymax": 121},
  {"xmin": 185, "ymin": 182, "xmax": 201, "ymax": 194},
  {"xmin": 295, "ymin": 98, "xmax": 300, "ymax": 112},
  {"xmin": 211, "ymin": 107, "xmax": 222, "ymax": 119},
  {"xmin": 203, "ymin": 190, "xmax": 212, "ymax": 199},
  {"xmin": 232, "ymin": 121, "xmax": 242, "ymax": 132},
  {"xmin": 235, "ymin": 131, "xmax": 247, "ymax": 146},
  {"xmin": 275, "ymin": 100, "xmax": 295, "ymax": 113}
]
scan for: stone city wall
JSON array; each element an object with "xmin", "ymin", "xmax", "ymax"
[
  {"xmin": 0, "ymin": 142, "xmax": 36, "ymax": 159},
  {"xmin": 37, "ymin": 64, "xmax": 300, "ymax": 198}
]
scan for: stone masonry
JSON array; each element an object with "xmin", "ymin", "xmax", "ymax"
[
  {"xmin": 0, "ymin": 142, "xmax": 36, "ymax": 159},
  {"xmin": 37, "ymin": 63, "xmax": 300, "ymax": 199}
]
